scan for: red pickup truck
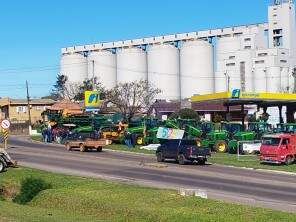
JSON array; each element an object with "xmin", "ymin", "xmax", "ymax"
[{"xmin": 260, "ymin": 133, "xmax": 296, "ymax": 165}]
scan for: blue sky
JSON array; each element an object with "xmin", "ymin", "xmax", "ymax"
[{"xmin": 0, "ymin": 0, "xmax": 270, "ymax": 98}]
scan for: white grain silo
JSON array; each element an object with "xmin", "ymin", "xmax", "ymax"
[
  {"xmin": 116, "ymin": 47, "xmax": 147, "ymax": 84},
  {"xmin": 280, "ymin": 67, "xmax": 289, "ymax": 92},
  {"xmin": 148, "ymin": 44, "xmax": 180, "ymax": 100},
  {"xmin": 216, "ymin": 36, "xmax": 241, "ymax": 61},
  {"xmin": 88, "ymin": 51, "xmax": 116, "ymax": 89},
  {"xmin": 254, "ymin": 68, "xmax": 267, "ymax": 92},
  {"xmin": 180, "ymin": 40, "xmax": 214, "ymax": 98},
  {"xmin": 266, "ymin": 67, "xmax": 281, "ymax": 92},
  {"xmin": 60, "ymin": 53, "xmax": 88, "ymax": 84},
  {"xmin": 215, "ymin": 71, "xmax": 228, "ymax": 92}
]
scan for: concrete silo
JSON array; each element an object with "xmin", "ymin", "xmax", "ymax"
[
  {"xmin": 280, "ymin": 67, "xmax": 290, "ymax": 92},
  {"xmin": 216, "ymin": 36, "xmax": 241, "ymax": 61},
  {"xmin": 180, "ymin": 40, "xmax": 214, "ymax": 98},
  {"xmin": 60, "ymin": 53, "xmax": 88, "ymax": 84},
  {"xmin": 266, "ymin": 67, "xmax": 281, "ymax": 92},
  {"xmin": 88, "ymin": 51, "xmax": 116, "ymax": 89},
  {"xmin": 148, "ymin": 44, "xmax": 180, "ymax": 100},
  {"xmin": 116, "ymin": 47, "xmax": 147, "ymax": 84},
  {"xmin": 254, "ymin": 68, "xmax": 267, "ymax": 92}
]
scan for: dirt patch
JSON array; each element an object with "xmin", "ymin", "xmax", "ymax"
[{"xmin": 0, "ymin": 185, "xmax": 19, "ymax": 201}]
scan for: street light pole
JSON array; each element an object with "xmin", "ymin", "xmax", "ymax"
[
  {"xmin": 26, "ymin": 80, "xmax": 32, "ymax": 133},
  {"xmin": 224, "ymin": 72, "xmax": 230, "ymax": 92},
  {"xmin": 92, "ymin": 60, "xmax": 95, "ymax": 91}
]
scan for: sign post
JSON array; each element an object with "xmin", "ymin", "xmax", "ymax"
[{"xmin": 1, "ymin": 119, "xmax": 10, "ymax": 150}]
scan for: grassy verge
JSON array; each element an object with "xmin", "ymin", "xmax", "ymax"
[
  {"xmin": 209, "ymin": 153, "xmax": 296, "ymax": 172},
  {"xmin": 30, "ymin": 136, "xmax": 296, "ymax": 173},
  {"xmin": 30, "ymin": 135, "xmax": 43, "ymax": 142},
  {"xmin": 1, "ymin": 168, "xmax": 296, "ymax": 222}
]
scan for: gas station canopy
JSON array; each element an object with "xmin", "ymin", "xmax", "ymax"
[
  {"xmin": 191, "ymin": 91, "xmax": 296, "ymax": 124},
  {"xmin": 191, "ymin": 91, "xmax": 296, "ymax": 107}
]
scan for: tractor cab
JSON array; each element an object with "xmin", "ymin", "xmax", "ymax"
[
  {"xmin": 276, "ymin": 123, "xmax": 296, "ymax": 133},
  {"xmin": 221, "ymin": 122, "xmax": 243, "ymax": 138},
  {"xmin": 248, "ymin": 122, "xmax": 272, "ymax": 140}
]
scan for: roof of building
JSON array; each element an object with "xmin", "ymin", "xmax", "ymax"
[
  {"xmin": 0, "ymin": 97, "xmax": 55, "ymax": 106},
  {"xmin": 47, "ymin": 100, "xmax": 81, "ymax": 111}
]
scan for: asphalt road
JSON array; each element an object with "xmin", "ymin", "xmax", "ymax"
[{"xmin": 6, "ymin": 136, "xmax": 296, "ymax": 212}]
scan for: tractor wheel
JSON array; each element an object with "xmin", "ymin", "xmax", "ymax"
[
  {"xmin": 198, "ymin": 159, "xmax": 206, "ymax": 165},
  {"xmin": 0, "ymin": 157, "xmax": 6, "ymax": 173},
  {"xmin": 66, "ymin": 143, "xmax": 72, "ymax": 151},
  {"xmin": 285, "ymin": 156, "xmax": 294, "ymax": 165},
  {"xmin": 136, "ymin": 136, "xmax": 144, "ymax": 145},
  {"xmin": 97, "ymin": 147, "xmax": 103, "ymax": 152},
  {"xmin": 178, "ymin": 154, "xmax": 186, "ymax": 165},
  {"xmin": 79, "ymin": 144, "xmax": 86, "ymax": 152},
  {"xmin": 214, "ymin": 140, "xmax": 228, "ymax": 153},
  {"xmin": 156, "ymin": 152, "xmax": 164, "ymax": 162}
]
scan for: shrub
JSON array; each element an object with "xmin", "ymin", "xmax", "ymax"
[
  {"xmin": 170, "ymin": 108, "xmax": 200, "ymax": 120},
  {"xmin": 13, "ymin": 177, "xmax": 51, "ymax": 204}
]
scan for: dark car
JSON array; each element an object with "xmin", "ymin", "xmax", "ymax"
[{"xmin": 156, "ymin": 139, "xmax": 211, "ymax": 165}]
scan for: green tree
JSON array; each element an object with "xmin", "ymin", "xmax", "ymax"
[
  {"xmin": 170, "ymin": 108, "xmax": 200, "ymax": 120},
  {"xmin": 50, "ymin": 74, "xmax": 68, "ymax": 100},
  {"xmin": 73, "ymin": 78, "xmax": 105, "ymax": 101}
]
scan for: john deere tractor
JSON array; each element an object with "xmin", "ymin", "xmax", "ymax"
[{"xmin": 227, "ymin": 122, "xmax": 271, "ymax": 154}]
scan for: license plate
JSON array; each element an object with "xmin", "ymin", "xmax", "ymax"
[{"xmin": 264, "ymin": 157, "xmax": 272, "ymax": 161}]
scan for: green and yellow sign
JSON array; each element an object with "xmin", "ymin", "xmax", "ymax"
[{"xmin": 84, "ymin": 91, "xmax": 101, "ymax": 111}]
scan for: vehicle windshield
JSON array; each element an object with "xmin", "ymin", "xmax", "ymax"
[{"xmin": 262, "ymin": 137, "xmax": 281, "ymax": 146}]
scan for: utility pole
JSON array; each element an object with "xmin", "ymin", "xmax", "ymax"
[
  {"xmin": 92, "ymin": 60, "xmax": 95, "ymax": 91},
  {"xmin": 224, "ymin": 72, "xmax": 230, "ymax": 92},
  {"xmin": 293, "ymin": 67, "xmax": 296, "ymax": 93},
  {"xmin": 26, "ymin": 80, "xmax": 32, "ymax": 132}
]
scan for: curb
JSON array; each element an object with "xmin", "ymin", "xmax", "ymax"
[{"xmin": 212, "ymin": 163, "xmax": 296, "ymax": 176}]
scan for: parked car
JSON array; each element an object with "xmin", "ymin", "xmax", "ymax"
[
  {"xmin": 156, "ymin": 139, "xmax": 211, "ymax": 165},
  {"xmin": 260, "ymin": 133, "xmax": 296, "ymax": 165},
  {"xmin": 65, "ymin": 131, "xmax": 111, "ymax": 152}
]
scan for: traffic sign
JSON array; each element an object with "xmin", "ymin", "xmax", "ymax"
[{"xmin": 1, "ymin": 119, "xmax": 10, "ymax": 130}]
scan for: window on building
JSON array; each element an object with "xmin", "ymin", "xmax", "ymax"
[
  {"xmin": 244, "ymin": 46, "xmax": 251, "ymax": 49},
  {"xmin": 280, "ymin": 60, "xmax": 287, "ymax": 63},
  {"xmin": 244, "ymin": 38, "xmax": 251, "ymax": 42},
  {"xmin": 255, "ymin": 60, "xmax": 265, "ymax": 64},
  {"xmin": 258, "ymin": 53, "xmax": 268, "ymax": 57},
  {"xmin": 273, "ymin": 29, "xmax": 283, "ymax": 35},
  {"xmin": 229, "ymin": 56, "xmax": 235, "ymax": 59},
  {"xmin": 226, "ymin": 63, "xmax": 235, "ymax": 67},
  {"xmin": 16, "ymin": 106, "xmax": 26, "ymax": 113}
]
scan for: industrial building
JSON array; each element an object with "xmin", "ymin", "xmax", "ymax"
[{"xmin": 60, "ymin": 0, "xmax": 296, "ymax": 100}]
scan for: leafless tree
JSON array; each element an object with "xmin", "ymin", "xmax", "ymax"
[{"xmin": 105, "ymin": 80, "xmax": 161, "ymax": 121}]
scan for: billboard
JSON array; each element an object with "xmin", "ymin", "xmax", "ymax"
[
  {"xmin": 84, "ymin": 91, "xmax": 101, "ymax": 111},
  {"xmin": 157, "ymin": 127, "xmax": 184, "ymax": 140}
]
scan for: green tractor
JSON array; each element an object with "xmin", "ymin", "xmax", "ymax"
[
  {"xmin": 248, "ymin": 122, "xmax": 272, "ymax": 140},
  {"xmin": 121, "ymin": 118, "xmax": 161, "ymax": 145},
  {"xmin": 198, "ymin": 122, "xmax": 228, "ymax": 153},
  {"xmin": 276, "ymin": 123, "xmax": 296, "ymax": 133},
  {"xmin": 227, "ymin": 122, "xmax": 271, "ymax": 154}
]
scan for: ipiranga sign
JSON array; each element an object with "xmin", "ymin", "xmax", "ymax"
[{"xmin": 157, "ymin": 127, "xmax": 184, "ymax": 140}]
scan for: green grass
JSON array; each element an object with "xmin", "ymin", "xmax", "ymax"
[
  {"xmin": 209, "ymin": 153, "xmax": 296, "ymax": 172},
  {"xmin": 0, "ymin": 168, "xmax": 295, "ymax": 222},
  {"xmin": 30, "ymin": 135, "xmax": 43, "ymax": 142}
]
